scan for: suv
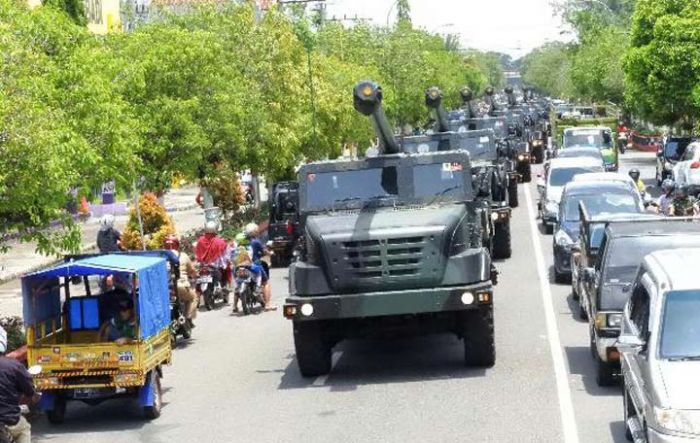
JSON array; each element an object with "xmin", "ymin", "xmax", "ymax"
[
  {"xmin": 580, "ymin": 218, "xmax": 700, "ymax": 386},
  {"xmin": 619, "ymin": 248, "xmax": 700, "ymax": 442},
  {"xmin": 283, "ymin": 82, "xmax": 496, "ymax": 377},
  {"xmin": 655, "ymin": 136, "xmax": 693, "ymax": 185}
]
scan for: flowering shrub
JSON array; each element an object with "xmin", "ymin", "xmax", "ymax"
[{"xmin": 121, "ymin": 192, "xmax": 175, "ymax": 250}]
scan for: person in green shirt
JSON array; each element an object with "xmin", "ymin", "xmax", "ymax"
[{"xmin": 99, "ymin": 299, "xmax": 137, "ymax": 345}]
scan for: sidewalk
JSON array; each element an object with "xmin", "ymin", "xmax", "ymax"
[{"xmin": 0, "ymin": 187, "xmax": 202, "ymax": 284}]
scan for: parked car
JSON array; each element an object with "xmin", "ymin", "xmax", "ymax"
[
  {"xmin": 552, "ymin": 181, "xmax": 645, "ymax": 283},
  {"xmin": 619, "ymin": 248, "xmax": 700, "ymax": 442},
  {"xmin": 580, "ymin": 218, "xmax": 700, "ymax": 386},
  {"xmin": 537, "ymin": 157, "xmax": 605, "ymax": 234},
  {"xmin": 655, "ymin": 136, "xmax": 693, "ymax": 185},
  {"xmin": 672, "ymin": 141, "xmax": 700, "ymax": 190}
]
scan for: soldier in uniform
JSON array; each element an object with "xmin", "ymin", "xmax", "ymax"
[{"xmin": 670, "ymin": 184, "xmax": 698, "ymax": 216}]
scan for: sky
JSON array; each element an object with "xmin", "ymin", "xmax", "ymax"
[{"xmin": 323, "ymin": 0, "xmax": 571, "ymax": 59}]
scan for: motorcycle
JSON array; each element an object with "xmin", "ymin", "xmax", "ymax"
[
  {"xmin": 195, "ymin": 265, "xmax": 229, "ymax": 311},
  {"xmin": 618, "ymin": 131, "xmax": 628, "ymax": 154},
  {"xmin": 234, "ymin": 265, "xmax": 265, "ymax": 315},
  {"xmin": 169, "ymin": 293, "xmax": 192, "ymax": 345}
]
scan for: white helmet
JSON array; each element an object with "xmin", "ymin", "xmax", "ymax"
[
  {"xmin": 0, "ymin": 326, "xmax": 6, "ymax": 354},
  {"xmin": 100, "ymin": 214, "xmax": 115, "ymax": 230},
  {"xmin": 204, "ymin": 221, "xmax": 219, "ymax": 234},
  {"xmin": 244, "ymin": 223, "xmax": 258, "ymax": 236}
]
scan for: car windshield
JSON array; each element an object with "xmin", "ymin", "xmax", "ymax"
[
  {"xmin": 563, "ymin": 193, "xmax": 639, "ymax": 222},
  {"xmin": 303, "ymin": 163, "xmax": 469, "ymax": 209},
  {"xmin": 660, "ymin": 290, "xmax": 700, "ymax": 359},
  {"xmin": 564, "ymin": 131, "xmax": 610, "ymax": 149},
  {"xmin": 557, "ymin": 149, "xmax": 603, "ymax": 160},
  {"xmin": 549, "ymin": 167, "xmax": 601, "ymax": 187},
  {"xmin": 664, "ymin": 142, "xmax": 682, "ymax": 160}
]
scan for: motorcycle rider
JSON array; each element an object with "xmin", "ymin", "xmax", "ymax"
[
  {"xmin": 164, "ymin": 235, "xmax": 197, "ymax": 328},
  {"xmin": 195, "ymin": 221, "xmax": 231, "ymax": 291},
  {"xmin": 232, "ymin": 248, "xmax": 266, "ymax": 313},
  {"xmin": 656, "ymin": 179, "xmax": 676, "ymax": 216},
  {"xmin": 670, "ymin": 184, "xmax": 698, "ymax": 216},
  {"xmin": 628, "ymin": 169, "xmax": 646, "ymax": 195},
  {"xmin": 244, "ymin": 223, "xmax": 276, "ymax": 311},
  {"xmin": 0, "ymin": 326, "xmax": 37, "ymax": 443},
  {"xmin": 97, "ymin": 214, "xmax": 122, "ymax": 253}
]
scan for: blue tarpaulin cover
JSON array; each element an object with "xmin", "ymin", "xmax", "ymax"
[{"xmin": 22, "ymin": 254, "xmax": 171, "ymax": 339}]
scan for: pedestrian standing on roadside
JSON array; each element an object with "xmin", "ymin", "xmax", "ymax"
[
  {"xmin": 97, "ymin": 214, "xmax": 122, "ymax": 253},
  {"xmin": 0, "ymin": 326, "xmax": 37, "ymax": 443}
]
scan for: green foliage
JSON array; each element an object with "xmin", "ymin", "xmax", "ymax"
[
  {"xmin": 521, "ymin": 42, "xmax": 574, "ymax": 98},
  {"xmin": 624, "ymin": 0, "xmax": 700, "ymax": 126},
  {"xmin": 43, "ymin": 0, "xmax": 86, "ymax": 26}
]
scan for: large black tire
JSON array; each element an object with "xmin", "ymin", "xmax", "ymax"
[
  {"xmin": 143, "ymin": 371, "xmax": 163, "ymax": 420},
  {"xmin": 508, "ymin": 181, "xmax": 519, "ymax": 208},
  {"xmin": 462, "ymin": 307, "xmax": 496, "ymax": 367},
  {"xmin": 554, "ymin": 267, "xmax": 569, "ymax": 284},
  {"xmin": 47, "ymin": 397, "xmax": 67, "ymax": 425},
  {"xmin": 624, "ymin": 387, "xmax": 634, "ymax": 442},
  {"xmin": 533, "ymin": 147, "xmax": 544, "ymax": 164},
  {"xmin": 522, "ymin": 165, "xmax": 532, "ymax": 183},
  {"xmin": 204, "ymin": 290, "xmax": 214, "ymax": 311},
  {"xmin": 241, "ymin": 289, "xmax": 250, "ymax": 316},
  {"xmin": 293, "ymin": 321, "xmax": 332, "ymax": 377},
  {"xmin": 492, "ymin": 220, "xmax": 512, "ymax": 260},
  {"xmin": 596, "ymin": 356, "xmax": 617, "ymax": 387}
]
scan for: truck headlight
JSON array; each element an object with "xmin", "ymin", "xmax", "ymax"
[
  {"xmin": 654, "ymin": 407, "xmax": 700, "ymax": 435},
  {"xmin": 595, "ymin": 312, "xmax": 623, "ymax": 329},
  {"xmin": 664, "ymin": 162, "xmax": 672, "ymax": 171},
  {"xmin": 606, "ymin": 313, "xmax": 622, "ymax": 328},
  {"xmin": 554, "ymin": 229, "xmax": 573, "ymax": 247},
  {"xmin": 518, "ymin": 154, "xmax": 525, "ymax": 161},
  {"xmin": 545, "ymin": 201, "xmax": 559, "ymax": 214}
]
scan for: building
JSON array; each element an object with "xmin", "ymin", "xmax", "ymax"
[{"xmin": 85, "ymin": 0, "xmax": 122, "ymax": 34}]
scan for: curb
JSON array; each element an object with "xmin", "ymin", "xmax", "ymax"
[{"xmin": 0, "ymin": 243, "xmax": 98, "ymax": 286}]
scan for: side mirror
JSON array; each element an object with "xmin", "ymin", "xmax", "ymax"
[
  {"xmin": 583, "ymin": 267, "xmax": 595, "ymax": 283},
  {"xmin": 617, "ymin": 334, "xmax": 645, "ymax": 354}
]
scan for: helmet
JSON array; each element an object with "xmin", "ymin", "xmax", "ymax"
[
  {"xmin": 504, "ymin": 86, "xmax": 514, "ymax": 94},
  {"xmin": 628, "ymin": 168, "xmax": 640, "ymax": 181},
  {"xmin": 100, "ymin": 214, "xmax": 115, "ymax": 230},
  {"xmin": 163, "ymin": 234, "xmax": 179, "ymax": 251},
  {"xmin": 485, "ymin": 86, "xmax": 495, "ymax": 96},
  {"xmin": 244, "ymin": 223, "xmax": 258, "ymax": 236},
  {"xmin": 204, "ymin": 221, "xmax": 219, "ymax": 234},
  {"xmin": 675, "ymin": 184, "xmax": 689, "ymax": 198},
  {"xmin": 661, "ymin": 179, "xmax": 675, "ymax": 193}
]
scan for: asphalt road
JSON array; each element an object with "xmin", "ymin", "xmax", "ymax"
[{"xmin": 24, "ymin": 152, "xmax": 656, "ymax": 443}]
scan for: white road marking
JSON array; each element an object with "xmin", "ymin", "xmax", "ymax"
[
  {"xmin": 312, "ymin": 352, "xmax": 342, "ymax": 386},
  {"xmin": 524, "ymin": 184, "xmax": 580, "ymax": 443}
]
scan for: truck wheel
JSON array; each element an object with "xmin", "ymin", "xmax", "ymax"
[
  {"xmin": 47, "ymin": 397, "xmax": 67, "ymax": 425},
  {"xmin": 624, "ymin": 387, "xmax": 634, "ymax": 442},
  {"xmin": 143, "ymin": 371, "xmax": 163, "ymax": 420},
  {"xmin": 596, "ymin": 357, "xmax": 616, "ymax": 387},
  {"xmin": 462, "ymin": 307, "xmax": 495, "ymax": 368},
  {"xmin": 534, "ymin": 148, "xmax": 544, "ymax": 164},
  {"xmin": 522, "ymin": 165, "xmax": 532, "ymax": 183},
  {"xmin": 554, "ymin": 267, "xmax": 569, "ymax": 284},
  {"xmin": 293, "ymin": 321, "xmax": 332, "ymax": 377},
  {"xmin": 492, "ymin": 220, "xmax": 511, "ymax": 259},
  {"xmin": 508, "ymin": 181, "xmax": 519, "ymax": 208}
]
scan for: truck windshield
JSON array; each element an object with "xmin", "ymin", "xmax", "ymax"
[
  {"xmin": 303, "ymin": 163, "xmax": 469, "ymax": 209},
  {"xmin": 563, "ymin": 193, "xmax": 639, "ymax": 222},
  {"xmin": 564, "ymin": 131, "xmax": 610, "ymax": 149},
  {"xmin": 660, "ymin": 290, "xmax": 700, "ymax": 359}
]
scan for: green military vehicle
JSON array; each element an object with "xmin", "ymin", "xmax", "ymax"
[{"xmin": 283, "ymin": 81, "xmax": 497, "ymax": 377}]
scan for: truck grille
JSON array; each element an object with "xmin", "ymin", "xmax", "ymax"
[{"xmin": 343, "ymin": 237, "xmax": 425, "ymax": 278}]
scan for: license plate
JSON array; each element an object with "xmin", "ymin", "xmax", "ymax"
[
  {"xmin": 198, "ymin": 276, "xmax": 213, "ymax": 283},
  {"xmin": 199, "ymin": 283, "xmax": 209, "ymax": 292},
  {"xmin": 74, "ymin": 388, "xmax": 101, "ymax": 399}
]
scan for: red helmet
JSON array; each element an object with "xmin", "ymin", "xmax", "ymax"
[{"xmin": 164, "ymin": 234, "xmax": 180, "ymax": 251}]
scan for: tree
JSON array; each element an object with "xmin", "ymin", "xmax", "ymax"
[
  {"xmin": 396, "ymin": 0, "xmax": 411, "ymax": 26},
  {"xmin": 624, "ymin": 0, "xmax": 700, "ymax": 126},
  {"xmin": 43, "ymin": 0, "xmax": 86, "ymax": 25},
  {"xmin": 521, "ymin": 42, "xmax": 574, "ymax": 98}
]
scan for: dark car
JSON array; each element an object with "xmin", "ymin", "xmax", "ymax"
[
  {"xmin": 552, "ymin": 181, "xmax": 643, "ymax": 283},
  {"xmin": 655, "ymin": 136, "xmax": 694, "ymax": 185},
  {"xmin": 579, "ymin": 218, "xmax": 700, "ymax": 386}
]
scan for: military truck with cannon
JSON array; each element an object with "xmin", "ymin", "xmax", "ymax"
[
  {"xmin": 422, "ymin": 86, "xmax": 514, "ymax": 257},
  {"xmin": 283, "ymin": 81, "xmax": 497, "ymax": 377}
]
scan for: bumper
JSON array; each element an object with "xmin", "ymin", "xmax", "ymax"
[
  {"xmin": 604, "ymin": 163, "xmax": 619, "ymax": 172},
  {"xmin": 284, "ymin": 282, "xmax": 492, "ymax": 321},
  {"xmin": 542, "ymin": 211, "xmax": 557, "ymax": 226},
  {"xmin": 553, "ymin": 244, "xmax": 572, "ymax": 274},
  {"xmin": 648, "ymin": 427, "xmax": 700, "ymax": 443}
]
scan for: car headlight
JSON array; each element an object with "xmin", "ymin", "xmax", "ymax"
[
  {"xmin": 554, "ymin": 229, "xmax": 573, "ymax": 247},
  {"xmin": 654, "ymin": 407, "xmax": 700, "ymax": 435}
]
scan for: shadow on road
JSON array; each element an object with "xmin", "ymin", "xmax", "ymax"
[
  {"xmin": 564, "ymin": 346, "xmax": 622, "ymax": 397},
  {"xmin": 609, "ymin": 420, "xmax": 628, "ymax": 443},
  {"xmin": 278, "ymin": 334, "xmax": 487, "ymax": 391},
  {"xmin": 565, "ymin": 294, "xmax": 588, "ymax": 324}
]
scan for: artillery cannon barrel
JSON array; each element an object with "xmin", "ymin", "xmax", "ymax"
[
  {"xmin": 504, "ymin": 86, "xmax": 517, "ymax": 107},
  {"xmin": 425, "ymin": 87, "xmax": 450, "ymax": 133},
  {"xmin": 353, "ymin": 81, "xmax": 400, "ymax": 155},
  {"xmin": 484, "ymin": 86, "xmax": 498, "ymax": 116},
  {"xmin": 460, "ymin": 86, "xmax": 477, "ymax": 119}
]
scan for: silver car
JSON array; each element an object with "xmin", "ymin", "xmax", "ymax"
[{"xmin": 619, "ymin": 248, "xmax": 700, "ymax": 442}]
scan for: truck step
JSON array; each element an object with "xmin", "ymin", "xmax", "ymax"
[{"xmin": 627, "ymin": 416, "xmax": 648, "ymax": 443}]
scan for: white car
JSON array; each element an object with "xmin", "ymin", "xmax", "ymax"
[
  {"xmin": 537, "ymin": 157, "xmax": 606, "ymax": 234},
  {"xmin": 672, "ymin": 141, "xmax": 700, "ymax": 187}
]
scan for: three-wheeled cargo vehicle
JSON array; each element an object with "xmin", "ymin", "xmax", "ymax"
[{"xmin": 22, "ymin": 254, "xmax": 172, "ymax": 423}]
